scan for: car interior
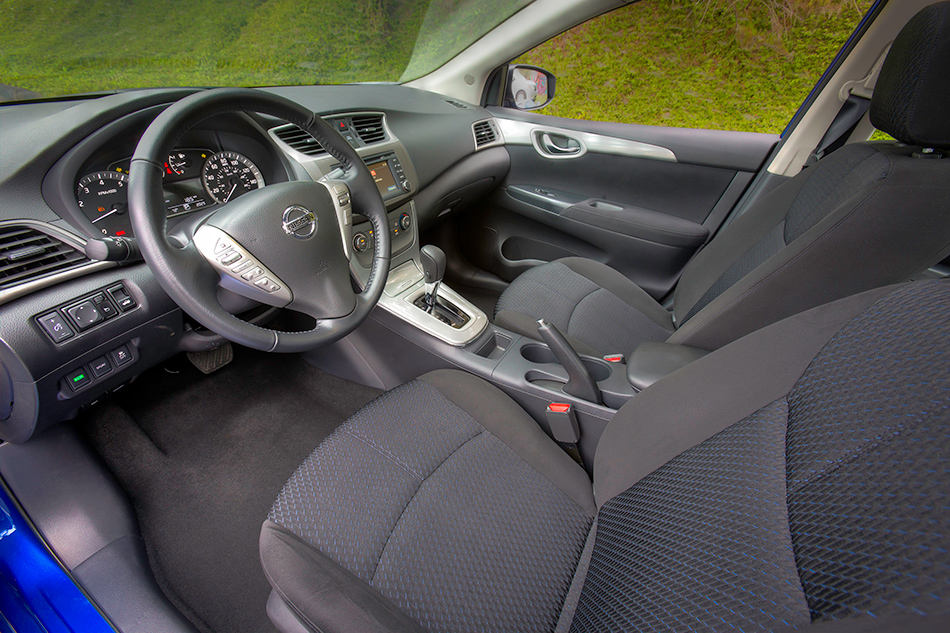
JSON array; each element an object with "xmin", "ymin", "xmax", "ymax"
[{"xmin": 1, "ymin": 0, "xmax": 949, "ymax": 632}]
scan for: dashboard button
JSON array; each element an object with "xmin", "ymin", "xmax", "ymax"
[
  {"xmin": 66, "ymin": 367, "xmax": 91, "ymax": 391},
  {"xmin": 214, "ymin": 238, "xmax": 232, "ymax": 254},
  {"xmin": 108, "ymin": 285, "xmax": 136, "ymax": 311},
  {"xmin": 89, "ymin": 356, "xmax": 113, "ymax": 378},
  {"xmin": 231, "ymin": 260, "xmax": 254, "ymax": 273},
  {"xmin": 92, "ymin": 293, "xmax": 118, "ymax": 319},
  {"xmin": 110, "ymin": 344, "xmax": 133, "ymax": 367},
  {"xmin": 37, "ymin": 312, "xmax": 74, "ymax": 343},
  {"xmin": 353, "ymin": 233, "xmax": 369, "ymax": 252},
  {"xmin": 67, "ymin": 301, "xmax": 103, "ymax": 330}
]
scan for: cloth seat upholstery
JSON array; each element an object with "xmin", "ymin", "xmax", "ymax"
[
  {"xmin": 262, "ymin": 278, "xmax": 950, "ymax": 633},
  {"xmin": 494, "ymin": 2, "xmax": 950, "ymax": 357}
]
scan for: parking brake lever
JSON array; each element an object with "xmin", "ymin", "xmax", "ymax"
[{"xmin": 536, "ymin": 319, "xmax": 603, "ymax": 405}]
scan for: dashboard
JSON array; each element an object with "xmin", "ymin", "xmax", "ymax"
[{"xmin": 0, "ymin": 84, "xmax": 511, "ymax": 442}]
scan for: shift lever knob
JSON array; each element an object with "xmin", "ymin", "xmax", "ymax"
[
  {"xmin": 420, "ymin": 245, "xmax": 446, "ymax": 312},
  {"xmin": 420, "ymin": 245, "xmax": 446, "ymax": 284}
]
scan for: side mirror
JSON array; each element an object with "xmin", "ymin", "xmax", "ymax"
[{"xmin": 505, "ymin": 65, "xmax": 556, "ymax": 111}]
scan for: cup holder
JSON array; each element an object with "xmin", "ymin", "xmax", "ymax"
[
  {"xmin": 521, "ymin": 343, "xmax": 558, "ymax": 364},
  {"xmin": 520, "ymin": 343, "xmax": 611, "ymax": 381}
]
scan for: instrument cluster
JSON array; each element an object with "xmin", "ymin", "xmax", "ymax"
[{"xmin": 76, "ymin": 148, "xmax": 264, "ymax": 237}]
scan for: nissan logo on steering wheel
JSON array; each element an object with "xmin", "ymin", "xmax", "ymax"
[{"xmin": 281, "ymin": 205, "xmax": 317, "ymax": 240}]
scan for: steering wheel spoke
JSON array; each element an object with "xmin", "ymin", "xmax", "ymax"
[{"xmin": 193, "ymin": 224, "xmax": 293, "ymax": 308}]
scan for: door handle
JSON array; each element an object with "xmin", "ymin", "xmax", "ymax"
[{"xmin": 540, "ymin": 133, "xmax": 582, "ymax": 155}]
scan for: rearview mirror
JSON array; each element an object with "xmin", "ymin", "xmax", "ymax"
[{"xmin": 505, "ymin": 65, "xmax": 556, "ymax": 111}]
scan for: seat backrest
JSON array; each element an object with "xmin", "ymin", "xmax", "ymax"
[
  {"xmin": 575, "ymin": 278, "xmax": 950, "ymax": 632},
  {"xmin": 667, "ymin": 2, "xmax": 950, "ymax": 351}
]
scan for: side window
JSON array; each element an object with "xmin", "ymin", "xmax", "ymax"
[{"xmin": 514, "ymin": 1, "xmax": 870, "ymax": 134}]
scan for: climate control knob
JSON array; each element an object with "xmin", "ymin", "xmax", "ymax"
[
  {"xmin": 353, "ymin": 233, "xmax": 369, "ymax": 253},
  {"xmin": 399, "ymin": 213, "xmax": 411, "ymax": 231},
  {"xmin": 401, "ymin": 180, "xmax": 412, "ymax": 192}
]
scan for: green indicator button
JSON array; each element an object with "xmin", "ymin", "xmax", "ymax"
[{"xmin": 72, "ymin": 373, "xmax": 86, "ymax": 382}]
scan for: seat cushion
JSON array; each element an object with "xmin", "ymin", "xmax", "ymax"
[
  {"xmin": 494, "ymin": 258, "xmax": 674, "ymax": 356},
  {"xmin": 262, "ymin": 370, "xmax": 595, "ymax": 633}
]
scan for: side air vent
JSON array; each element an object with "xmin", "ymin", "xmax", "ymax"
[
  {"xmin": 0, "ymin": 225, "xmax": 89, "ymax": 290},
  {"xmin": 445, "ymin": 99, "xmax": 470, "ymax": 109},
  {"xmin": 473, "ymin": 119, "xmax": 501, "ymax": 149},
  {"xmin": 352, "ymin": 114, "xmax": 386, "ymax": 145},
  {"xmin": 272, "ymin": 124, "xmax": 328, "ymax": 157}
]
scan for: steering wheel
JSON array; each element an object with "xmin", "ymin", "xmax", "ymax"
[{"xmin": 128, "ymin": 88, "xmax": 391, "ymax": 352}]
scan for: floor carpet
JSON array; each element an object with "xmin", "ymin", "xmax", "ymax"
[{"xmin": 80, "ymin": 347, "xmax": 381, "ymax": 633}]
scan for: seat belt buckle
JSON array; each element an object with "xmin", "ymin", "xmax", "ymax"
[
  {"xmin": 603, "ymin": 353, "xmax": 625, "ymax": 364},
  {"xmin": 546, "ymin": 403, "xmax": 584, "ymax": 467}
]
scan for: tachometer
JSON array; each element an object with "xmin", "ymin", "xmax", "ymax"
[
  {"xmin": 77, "ymin": 171, "xmax": 129, "ymax": 235},
  {"xmin": 201, "ymin": 151, "xmax": 264, "ymax": 204}
]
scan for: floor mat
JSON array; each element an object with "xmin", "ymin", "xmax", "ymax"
[{"xmin": 80, "ymin": 348, "xmax": 382, "ymax": 633}]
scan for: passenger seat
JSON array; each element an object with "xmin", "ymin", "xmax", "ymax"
[{"xmin": 494, "ymin": 3, "xmax": 950, "ymax": 356}]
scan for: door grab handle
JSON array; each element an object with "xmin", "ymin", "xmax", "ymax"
[{"xmin": 541, "ymin": 133, "xmax": 581, "ymax": 155}]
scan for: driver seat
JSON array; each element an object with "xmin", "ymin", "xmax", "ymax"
[{"xmin": 260, "ymin": 276, "xmax": 950, "ymax": 633}]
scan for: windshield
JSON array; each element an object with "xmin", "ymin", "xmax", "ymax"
[{"xmin": 0, "ymin": 0, "xmax": 532, "ymax": 103}]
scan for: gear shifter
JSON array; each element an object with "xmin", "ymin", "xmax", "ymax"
[{"xmin": 420, "ymin": 245, "xmax": 446, "ymax": 312}]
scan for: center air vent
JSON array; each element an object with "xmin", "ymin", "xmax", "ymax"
[
  {"xmin": 473, "ymin": 120, "xmax": 500, "ymax": 149},
  {"xmin": 272, "ymin": 124, "xmax": 328, "ymax": 157},
  {"xmin": 0, "ymin": 225, "xmax": 89, "ymax": 290},
  {"xmin": 351, "ymin": 114, "xmax": 386, "ymax": 145}
]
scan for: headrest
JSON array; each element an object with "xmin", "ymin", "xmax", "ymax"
[{"xmin": 870, "ymin": 2, "xmax": 950, "ymax": 149}]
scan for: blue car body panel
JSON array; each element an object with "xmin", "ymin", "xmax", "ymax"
[{"xmin": 0, "ymin": 484, "xmax": 114, "ymax": 633}]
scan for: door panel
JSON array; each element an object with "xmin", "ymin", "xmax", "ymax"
[{"xmin": 463, "ymin": 110, "xmax": 778, "ymax": 300}]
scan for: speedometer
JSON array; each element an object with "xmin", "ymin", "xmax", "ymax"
[{"xmin": 201, "ymin": 151, "xmax": 264, "ymax": 204}]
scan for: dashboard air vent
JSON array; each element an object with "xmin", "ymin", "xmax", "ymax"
[
  {"xmin": 0, "ymin": 226, "xmax": 89, "ymax": 290},
  {"xmin": 273, "ymin": 124, "xmax": 327, "ymax": 157},
  {"xmin": 473, "ymin": 120, "xmax": 500, "ymax": 149},
  {"xmin": 351, "ymin": 114, "xmax": 386, "ymax": 145},
  {"xmin": 445, "ymin": 99, "xmax": 470, "ymax": 109}
]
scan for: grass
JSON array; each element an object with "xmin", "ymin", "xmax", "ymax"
[
  {"xmin": 1, "ymin": 0, "xmax": 870, "ymax": 135},
  {"xmin": 516, "ymin": 0, "xmax": 870, "ymax": 133}
]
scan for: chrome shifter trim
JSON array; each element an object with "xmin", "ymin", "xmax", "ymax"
[{"xmin": 378, "ymin": 261, "xmax": 488, "ymax": 346}]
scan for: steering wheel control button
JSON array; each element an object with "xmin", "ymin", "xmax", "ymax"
[
  {"xmin": 254, "ymin": 277, "xmax": 281, "ymax": 293},
  {"xmin": 214, "ymin": 238, "xmax": 232, "ymax": 254},
  {"xmin": 241, "ymin": 266, "xmax": 264, "ymax": 281},
  {"xmin": 193, "ymin": 224, "xmax": 293, "ymax": 306},
  {"xmin": 67, "ymin": 301, "xmax": 104, "ymax": 331},
  {"xmin": 92, "ymin": 293, "xmax": 118, "ymax": 319},
  {"xmin": 231, "ymin": 260, "xmax": 254, "ymax": 273},
  {"xmin": 108, "ymin": 285, "xmax": 136, "ymax": 311},
  {"xmin": 282, "ymin": 205, "xmax": 318, "ymax": 240},
  {"xmin": 353, "ymin": 233, "xmax": 369, "ymax": 253},
  {"xmin": 219, "ymin": 251, "xmax": 242, "ymax": 266},
  {"xmin": 89, "ymin": 356, "xmax": 113, "ymax": 379},
  {"xmin": 37, "ymin": 312, "xmax": 74, "ymax": 343},
  {"xmin": 111, "ymin": 344, "xmax": 133, "ymax": 367},
  {"xmin": 66, "ymin": 367, "xmax": 92, "ymax": 391}
]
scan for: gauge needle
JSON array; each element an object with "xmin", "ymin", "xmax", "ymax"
[
  {"xmin": 91, "ymin": 208, "xmax": 120, "ymax": 223},
  {"xmin": 224, "ymin": 182, "xmax": 238, "ymax": 203}
]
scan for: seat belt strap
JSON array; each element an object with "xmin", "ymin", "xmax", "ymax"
[{"xmin": 803, "ymin": 93, "xmax": 871, "ymax": 168}]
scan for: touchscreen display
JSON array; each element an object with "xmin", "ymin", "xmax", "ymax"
[{"xmin": 367, "ymin": 160, "xmax": 399, "ymax": 196}]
